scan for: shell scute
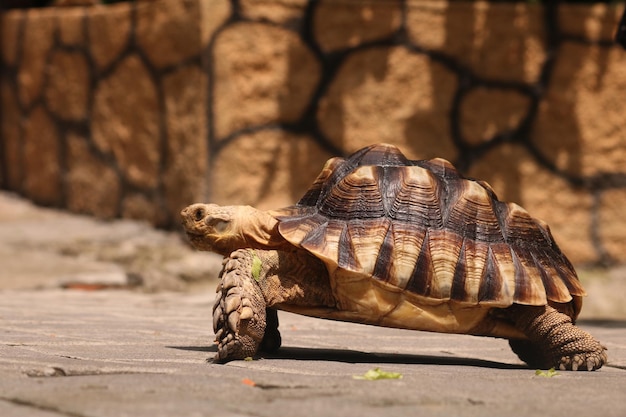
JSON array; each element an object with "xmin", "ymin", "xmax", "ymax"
[
  {"xmin": 276, "ymin": 144, "xmax": 584, "ymax": 308},
  {"xmin": 341, "ymin": 218, "xmax": 391, "ymax": 275},
  {"xmin": 387, "ymin": 166, "xmax": 443, "ymax": 228},
  {"xmin": 318, "ymin": 166, "xmax": 385, "ymax": 219}
]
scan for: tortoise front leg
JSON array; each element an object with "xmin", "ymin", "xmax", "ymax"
[
  {"xmin": 213, "ymin": 250, "xmax": 268, "ymax": 362},
  {"xmin": 212, "ymin": 248, "xmax": 334, "ymax": 362},
  {"xmin": 506, "ymin": 305, "xmax": 607, "ymax": 371}
]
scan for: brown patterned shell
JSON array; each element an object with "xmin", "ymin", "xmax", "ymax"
[{"xmin": 275, "ymin": 144, "xmax": 585, "ymax": 308}]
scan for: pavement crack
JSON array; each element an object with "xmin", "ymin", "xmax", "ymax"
[
  {"xmin": 1, "ymin": 396, "xmax": 88, "ymax": 417},
  {"xmin": 59, "ymin": 355, "xmax": 82, "ymax": 360},
  {"xmin": 24, "ymin": 367, "xmax": 169, "ymax": 378},
  {"xmin": 252, "ymin": 383, "xmax": 313, "ymax": 390}
]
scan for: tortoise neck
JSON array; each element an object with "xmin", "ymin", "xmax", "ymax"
[{"xmin": 239, "ymin": 207, "xmax": 288, "ymax": 251}]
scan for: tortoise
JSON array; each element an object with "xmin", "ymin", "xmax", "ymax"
[{"xmin": 181, "ymin": 143, "xmax": 607, "ymax": 371}]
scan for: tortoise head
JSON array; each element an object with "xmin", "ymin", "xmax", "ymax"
[{"xmin": 180, "ymin": 203, "xmax": 285, "ymax": 256}]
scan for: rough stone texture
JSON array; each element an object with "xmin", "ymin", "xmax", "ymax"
[
  {"xmin": 213, "ymin": 22, "xmax": 320, "ymax": 139},
  {"xmin": 240, "ymin": 0, "xmax": 307, "ymax": 25},
  {"xmin": 559, "ymin": 3, "xmax": 623, "ymax": 42},
  {"xmin": 58, "ymin": 6, "xmax": 86, "ymax": 46},
  {"xmin": 314, "ymin": 0, "xmax": 402, "ymax": 52},
  {"xmin": 469, "ymin": 144, "xmax": 595, "ymax": 264},
  {"xmin": 404, "ymin": 0, "xmax": 447, "ymax": 51},
  {"xmin": 0, "ymin": 10, "xmax": 22, "ymax": 66},
  {"xmin": 22, "ymin": 107, "xmax": 61, "ymax": 206},
  {"xmin": 18, "ymin": 9, "xmax": 55, "ymax": 108},
  {"xmin": 2, "ymin": 0, "xmax": 626, "ymax": 267},
  {"xmin": 92, "ymin": 54, "xmax": 161, "ymax": 190},
  {"xmin": 461, "ymin": 88, "xmax": 530, "ymax": 145},
  {"xmin": 135, "ymin": 0, "xmax": 201, "ymax": 69},
  {"xmin": 0, "ymin": 78, "xmax": 21, "ymax": 190},
  {"xmin": 599, "ymin": 189, "xmax": 626, "ymax": 263},
  {"xmin": 162, "ymin": 65, "xmax": 208, "ymax": 221},
  {"xmin": 45, "ymin": 50, "xmax": 89, "ymax": 121},
  {"xmin": 318, "ymin": 46, "xmax": 457, "ymax": 160},
  {"xmin": 66, "ymin": 133, "xmax": 120, "ymax": 219},
  {"xmin": 89, "ymin": 3, "xmax": 131, "ymax": 71},
  {"xmin": 406, "ymin": 1, "xmax": 546, "ymax": 83},
  {"xmin": 199, "ymin": 0, "xmax": 231, "ymax": 47},
  {"xmin": 211, "ymin": 131, "xmax": 331, "ymax": 209},
  {"xmin": 534, "ymin": 42, "xmax": 626, "ymax": 179}
]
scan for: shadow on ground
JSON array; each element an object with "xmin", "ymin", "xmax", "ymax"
[{"xmin": 168, "ymin": 345, "xmax": 527, "ymax": 370}]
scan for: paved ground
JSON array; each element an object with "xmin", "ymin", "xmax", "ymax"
[{"xmin": 0, "ymin": 192, "xmax": 625, "ymax": 417}]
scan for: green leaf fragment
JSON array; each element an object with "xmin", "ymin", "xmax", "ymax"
[
  {"xmin": 251, "ymin": 252, "xmax": 263, "ymax": 282},
  {"xmin": 535, "ymin": 368, "xmax": 559, "ymax": 377},
  {"xmin": 353, "ymin": 367, "xmax": 403, "ymax": 380}
]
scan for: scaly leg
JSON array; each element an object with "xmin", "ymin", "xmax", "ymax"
[
  {"xmin": 507, "ymin": 304, "xmax": 607, "ymax": 371},
  {"xmin": 212, "ymin": 249, "xmax": 334, "ymax": 362},
  {"xmin": 212, "ymin": 250, "xmax": 266, "ymax": 362}
]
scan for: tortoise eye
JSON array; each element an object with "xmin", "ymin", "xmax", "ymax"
[{"xmin": 193, "ymin": 208, "xmax": 205, "ymax": 222}]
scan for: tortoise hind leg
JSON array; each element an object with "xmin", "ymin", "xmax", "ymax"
[
  {"xmin": 508, "ymin": 339, "xmax": 549, "ymax": 369},
  {"xmin": 506, "ymin": 304, "xmax": 607, "ymax": 371}
]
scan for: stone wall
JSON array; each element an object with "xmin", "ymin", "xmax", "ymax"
[{"xmin": 1, "ymin": 0, "xmax": 626, "ymax": 266}]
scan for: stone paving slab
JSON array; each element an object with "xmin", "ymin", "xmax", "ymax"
[{"xmin": 0, "ymin": 290, "xmax": 624, "ymax": 417}]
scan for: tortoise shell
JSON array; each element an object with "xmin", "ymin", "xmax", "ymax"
[{"xmin": 275, "ymin": 144, "xmax": 584, "ymax": 309}]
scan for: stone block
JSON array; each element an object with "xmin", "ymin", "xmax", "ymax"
[
  {"xmin": 317, "ymin": 46, "xmax": 457, "ymax": 161},
  {"xmin": 1, "ymin": 78, "xmax": 22, "ymax": 189},
  {"xmin": 58, "ymin": 6, "xmax": 86, "ymax": 46},
  {"xmin": 533, "ymin": 42, "xmax": 626, "ymax": 179},
  {"xmin": 89, "ymin": 3, "xmax": 131, "ymax": 71},
  {"xmin": 559, "ymin": 3, "xmax": 624, "ymax": 42},
  {"xmin": 199, "ymin": 0, "xmax": 231, "ymax": 47},
  {"xmin": 406, "ymin": 1, "xmax": 546, "ymax": 83},
  {"xmin": 1, "ymin": 10, "xmax": 22, "ymax": 66},
  {"xmin": 135, "ymin": 0, "xmax": 202, "ymax": 69},
  {"xmin": 66, "ymin": 133, "xmax": 120, "ymax": 219},
  {"xmin": 314, "ymin": 0, "xmax": 402, "ymax": 52},
  {"xmin": 598, "ymin": 189, "xmax": 626, "ymax": 263},
  {"xmin": 460, "ymin": 88, "xmax": 530, "ymax": 145},
  {"xmin": 45, "ymin": 50, "xmax": 90, "ymax": 121},
  {"xmin": 240, "ymin": 0, "xmax": 307, "ymax": 25},
  {"xmin": 23, "ymin": 107, "xmax": 61, "ymax": 206},
  {"xmin": 210, "ymin": 131, "xmax": 331, "ymax": 209},
  {"xmin": 92, "ymin": 54, "xmax": 160, "ymax": 190},
  {"xmin": 162, "ymin": 65, "xmax": 208, "ymax": 221},
  {"xmin": 18, "ymin": 9, "xmax": 55, "ymax": 108},
  {"xmin": 213, "ymin": 22, "xmax": 320, "ymax": 139}
]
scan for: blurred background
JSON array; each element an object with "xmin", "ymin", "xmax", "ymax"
[{"xmin": 1, "ymin": 0, "xmax": 625, "ymax": 318}]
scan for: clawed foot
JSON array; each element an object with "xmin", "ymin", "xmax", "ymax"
[
  {"xmin": 555, "ymin": 344, "xmax": 607, "ymax": 371},
  {"xmin": 212, "ymin": 251, "xmax": 268, "ymax": 362},
  {"xmin": 507, "ymin": 305, "xmax": 608, "ymax": 371},
  {"xmin": 509, "ymin": 339, "xmax": 607, "ymax": 371}
]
